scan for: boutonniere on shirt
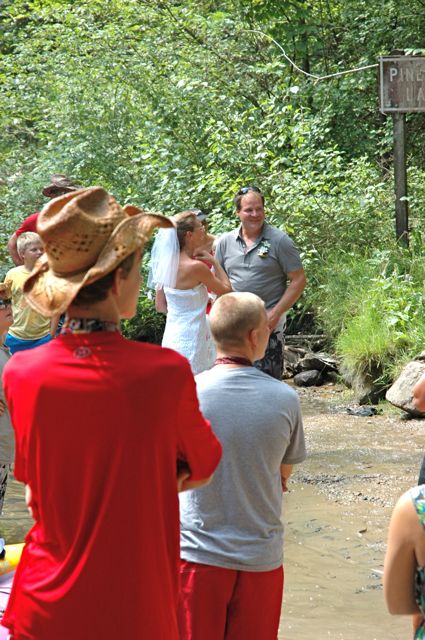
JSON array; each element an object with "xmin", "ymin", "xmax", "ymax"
[{"xmin": 257, "ymin": 240, "xmax": 271, "ymax": 258}]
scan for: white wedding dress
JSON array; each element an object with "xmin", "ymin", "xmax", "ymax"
[{"xmin": 162, "ymin": 284, "xmax": 215, "ymax": 375}]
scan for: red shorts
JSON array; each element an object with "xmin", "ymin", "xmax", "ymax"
[{"xmin": 178, "ymin": 560, "xmax": 284, "ymax": 640}]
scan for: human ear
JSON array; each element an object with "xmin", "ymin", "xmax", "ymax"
[
  {"xmin": 111, "ymin": 268, "xmax": 124, "ymax": 296},
  {"xmin": 248, "ymin": 326, "xmax": 259, "ymax": 350}
]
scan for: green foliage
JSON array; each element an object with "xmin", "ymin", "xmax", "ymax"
[
  {"xmin": 1, "ymin": 0, "xmax": 425, "ymax": 386},
  {"xmin": 122, "ymin": 292, "xmax": 165, "ymax": 344},
  {"xmin": 338, "ymin": 306, "xmax": 397, "ymax": 384},
  {"xmin": 313, "ymin": 246, "xmax": 425, "ymax": 385},
  {"xmin": 2, "ymin": 0, "xmax": 425, "ymax": 227}
]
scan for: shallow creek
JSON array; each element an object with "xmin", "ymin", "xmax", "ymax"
[
  {"xmin": 279, "ymin": 384, "xmax": 425, "ymax": 639},
  {"xmin": 2, "ymin": 383, "xmax": 425, "ymax": 638}
]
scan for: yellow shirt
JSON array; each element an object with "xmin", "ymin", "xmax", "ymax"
[{"xmin": 5, "ymin": 266, "xmax": 51, "ymax": 340}]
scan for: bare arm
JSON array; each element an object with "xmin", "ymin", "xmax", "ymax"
[
  {"xmin": 177, "ymin": 457, "xmax": 214, "ymax": 493},
  {"xmin": 25, "ymin": 484, "xmax": 35, "ymax": 520},
  {"xmin": 194, "ymin": 253, "xmax": 232, "ymax": 296},
  {"xmin": 50, "ymin": 314, "xmax": 61, "ymax": 337},
  {"xmin": 155, "ymin": 288, "xmax": 168, "ymax": 314},
  {"xmin": 384, "ymin": 491, "xmax": 421, "ymax": 615},
  {"xmin": 413, "ymin": 613, "xmax": 425, "ymax": 636},
  {"xmin": 280, "ymin": 463, "xmax": 293, "ymax": 492},
  {"xmin": 267, "ymin": 268, "xmax": 306, "ymax": 331},
  {"xmin": 178, "ymin": 474, "xmax": 213, "ymax": 492},
  {"xmin": 8, "ymin": 233, "xmax": 23, "ymax": 266}
]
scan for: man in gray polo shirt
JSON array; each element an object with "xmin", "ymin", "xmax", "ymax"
[
  {"xmin": 178, "ymin": 292, "xmax": 306, "ymax": 640},
  {"xmin": 215, "ymin": 186, "xmax": 306, "ymax": 379}
]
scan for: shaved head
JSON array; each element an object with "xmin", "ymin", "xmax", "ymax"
[{"xmin": 210, "ymin": 292, "xmax": 266, "ymax": 348}]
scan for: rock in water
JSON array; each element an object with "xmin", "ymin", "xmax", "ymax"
[
  {"xmin": 283, "ymin": 345, "xmax": 307, "ymax": 376},
  {"xmin": 386, "ymin": 361, "xmax": 425, "ymax": 416},
  {"xmin": 346, "ymin": 406, "xmax": 378, "ymax": 417},
  {"xmin": 293, "ymin": 370, "xmax": 323, "ymax": 387},
  {"xmin": 296, "ymin": 353, "xmax": 339, "ymax": 374}
]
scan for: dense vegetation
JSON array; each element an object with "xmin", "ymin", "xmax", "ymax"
[{"xmin": 1, "ymin": 0, "xmax": 425, "ymax": 389}]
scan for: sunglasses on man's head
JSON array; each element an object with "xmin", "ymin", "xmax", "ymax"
[
  {"xmin": 236, "ymin": 186, "xmax": 262, "ymax": 196},
  {"xmin": 187, "ymin": 208, "xmax": 207, "ymax": 220},
  {"xmin": 187, "ymin": 208, "xmax": 208, "ymax": 229},
  {"xmin": 0, "ymin": 299, "xmax": 11, "ymax": 309}
]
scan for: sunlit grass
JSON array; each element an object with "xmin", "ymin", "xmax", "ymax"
[{"xmin": 312, "ymin": 246, "xmax": 425, "ymax": 386}]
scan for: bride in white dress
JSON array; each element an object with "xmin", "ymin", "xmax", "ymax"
[{"xmin": 149, "ymin": 211, "xmax": 231, "ymax": 374}]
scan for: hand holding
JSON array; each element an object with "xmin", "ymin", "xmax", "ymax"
[
  {"xmin": 177, "ymin": 458, "xmax": 191, "ymax": 492},
  {"xmin": 194, "ymin": 249, "xmax": 214, "ymax": 264},
  {"xmin": 281, "ymin": 476, "xmax": 289, "ymax": 493},
  {"xmin": 177, "ymin": 470, "xmax": 191, "ymax": 492},
  {"xmin": 267, "ymin": 308, "xmax": 280, "ymax": 332}
]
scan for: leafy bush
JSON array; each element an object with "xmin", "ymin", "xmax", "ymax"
[
  {"xmin": 122, "ymin": 291, "xmax": 165, "ymax": 345},
  {"xmin": 311, "ymin": 246, "xmax": 425, "ymax": 385}
]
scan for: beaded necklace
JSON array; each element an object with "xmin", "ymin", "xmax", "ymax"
[{"xmin": 214, "ymin": 356, "xmax": 252, "ymax": 367}]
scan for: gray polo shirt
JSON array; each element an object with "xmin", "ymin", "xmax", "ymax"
[{"xmin": 215, "ymin": 222, "xmax": 303, "ymax": 309}]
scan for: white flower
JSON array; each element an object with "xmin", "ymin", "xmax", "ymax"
[{"xmin": 257, "ymin": 240, "xmax": 270, "ymax": 258}]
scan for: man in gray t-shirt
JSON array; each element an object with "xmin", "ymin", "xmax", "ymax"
[
  {"xmin": 178, "ymin": 292, "xmax": 306, "ymax": 640},
  {"xmin": 215, "ymin": 186, "xmax": 306, "ymax": 380}
]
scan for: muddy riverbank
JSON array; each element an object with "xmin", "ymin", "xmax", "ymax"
[{"xmin": 280, "ymin": 383, "xmax": 425, "ymax": 639}]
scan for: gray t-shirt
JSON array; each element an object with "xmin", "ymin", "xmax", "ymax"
[
  {"xmin": 215, "ymin": 222, "xmax": 303, "ymax": 309},
  {"xmin": 179, "ymin": 366, "xmax": 306, "ymax": 572}
]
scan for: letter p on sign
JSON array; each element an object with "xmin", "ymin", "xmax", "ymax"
[{"xmin": 390, "ymin": 67, "xmax": 398, "ymax": 81}]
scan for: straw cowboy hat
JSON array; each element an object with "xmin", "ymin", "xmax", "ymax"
[
  {"xmin": 24, "ymin": 186, "xmax": 174, "ymax": 316},
  {"xmin": 42, "ymin": 174, "xmax": 80, "ymax": 198}
]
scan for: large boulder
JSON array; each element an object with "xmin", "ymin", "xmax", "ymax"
[
  {"xmin": 283, "ymin": 345, "xmax": 307, "ymax": 376},
  {"xmin": 295, "ymin": 352, "xmax": 339, "ymax": 375},
  {"xmin": 293, "ymin": 370, "xmax": 323, "ymax": 387},
  {"xmin": 386, "ymin": 360, "xmax": 425, "ymax": 416}
]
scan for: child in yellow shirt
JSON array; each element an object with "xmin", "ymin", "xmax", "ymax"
[{"xmin": 5, "ymin": 232, "xmax": 55, "ymax": 354}]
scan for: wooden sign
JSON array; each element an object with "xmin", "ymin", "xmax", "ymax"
[{"xmin": 380, "ymin": 56, "xmax": 425, "ymax": 113}]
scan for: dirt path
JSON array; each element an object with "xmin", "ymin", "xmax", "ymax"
[{"xmin": 279, "ymin": 383, "xmax": 425, "ymax": 639}]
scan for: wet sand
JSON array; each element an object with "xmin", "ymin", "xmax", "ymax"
[
  {"xmin": 0, "ymin": 477, "xmax": 31, "ymax": 543},
  {"xmin": 280, "ymin": 384, "xmax": 425, "ymax": 639}
]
